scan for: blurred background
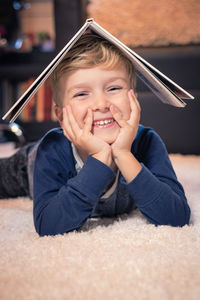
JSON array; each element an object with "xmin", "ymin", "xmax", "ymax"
[{"xmin": 0, "ymin": 0, "xmax": 199, "ymax": 154}]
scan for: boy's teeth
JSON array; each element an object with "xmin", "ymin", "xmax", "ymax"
[{"xmin": 94, "ymin": 119, "xmax": 113, "ymax": 126}]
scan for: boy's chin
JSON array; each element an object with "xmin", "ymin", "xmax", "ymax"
[
  {"xmin": 95, "ymin": 131, "xmax": 119, "ymax": 145},
  {"xmin": 106, "ymin": 136, "xmax": 118, "ymax": 145}
]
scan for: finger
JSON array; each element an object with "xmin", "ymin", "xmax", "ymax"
[
  {"xmin": 128, "ymin": 90, "xmax": 139, "ymax": 109},
  {"xmin": 83, "ymin": 108, "xmax": 93, "ymax": 134},
  {"xmin": 110, "ymin": 105, "xmax": 128, "ymax": 128},
  {"xmin": 62, "ymin": 107, "xmax": 74, "ymax": 140},
  {"xmin": 66, "ymin": 105, "xmax": 82, "ymax": 137},
  {"xmin": 131, "ymin": 90, "xmax": 141, "ymax": 111},
  {"xmin": 128, "ymin": 90, "xmax": 141, "ymax": 124},
  {"xmin": 63, "ymin": 128, "xmax": 72, "ymax": 141}
]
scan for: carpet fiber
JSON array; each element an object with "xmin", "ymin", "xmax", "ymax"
[{"xmin": 0, "ymin": 154, "xmax": 200, "ymax": 300}]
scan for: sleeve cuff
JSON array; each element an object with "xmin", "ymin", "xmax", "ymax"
[{"xmin": 73, "ymin": 156, "xmax": 116, "ymax": 198}]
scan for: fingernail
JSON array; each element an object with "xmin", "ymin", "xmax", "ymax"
[
  {"xmin": 132, "ymin": 90, "xmax": 136, "ymax": 97},
  {"xmin": 129, "ymin": 89, "xmax": 134, "ymax": 95}
]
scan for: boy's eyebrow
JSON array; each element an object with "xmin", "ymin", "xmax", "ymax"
[
  {"xmin": 104, "ymin": 76, "xmax": 128, "ymax": 84},
  {"xmin": 67, "ymin": 84, "xmax": 91, "ymax": 94}
]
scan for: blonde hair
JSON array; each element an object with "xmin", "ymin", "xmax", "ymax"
[{"xmin": 50, "ymin": 34, "xmax": 136, "ymax": 106}]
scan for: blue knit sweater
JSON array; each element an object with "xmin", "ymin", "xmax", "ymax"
[{"xmin": 33, "ymin": 125, "xmax": 190, "ymax": 236}]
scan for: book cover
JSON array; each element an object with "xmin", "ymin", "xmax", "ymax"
[{"xmin": 2, "ymin": 18, "xmax": 194, "ymax": 123}]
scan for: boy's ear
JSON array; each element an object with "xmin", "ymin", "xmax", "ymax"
[{"xmin": 54, "ymin": 105, "xmax": 63, "ymax": 124}]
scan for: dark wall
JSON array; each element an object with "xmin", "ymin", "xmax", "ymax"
[
  {"xmin": 0, "ymin": 0, "xmax": 21, "ymax": 44},
  {"xmin": 136, "ymin": 46, "xmax": 200, "ymax": 154},
  {"xmin": 54, "ymin": 0, "xmax": 87, "ymax": 51}
]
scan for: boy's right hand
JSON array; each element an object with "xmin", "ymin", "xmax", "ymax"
[{"xmin": 62, "ymin": 106, "xmax": 112, "ymax": 167}]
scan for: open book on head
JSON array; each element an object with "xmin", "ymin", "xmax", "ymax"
[{"xmin": 2, "ymin": 18, "xmax": 194, "ymax": 123}]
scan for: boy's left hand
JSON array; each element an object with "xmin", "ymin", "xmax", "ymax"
[{"xmin": 110, "ymin": 90, "xmax": 141, "ymax": 159}]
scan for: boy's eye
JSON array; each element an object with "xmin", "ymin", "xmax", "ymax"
[
  {"xmin": 108, "ymin": 86, "xmax": 122, "ymax": 92},
  {"xmin": 73, "ymin": 92, "xmax": 88, "ymax": 98}
]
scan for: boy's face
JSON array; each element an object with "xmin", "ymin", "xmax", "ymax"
[{"xmin": 57, "ymin": 65, "xmax": 132, "ymax": 144}]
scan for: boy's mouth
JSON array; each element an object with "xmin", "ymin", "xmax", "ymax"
[{"xmin": 93, "ymin": 118, "xmax": 115, "ymax": 129}]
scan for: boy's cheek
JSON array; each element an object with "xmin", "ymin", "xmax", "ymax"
[
  {"xmin": 112, "ymin": 96, "xmax": 131, "ymax": 120},
  {"xmin": 70, "ymin": 105, "xmax": 85, "ymax": 128}
]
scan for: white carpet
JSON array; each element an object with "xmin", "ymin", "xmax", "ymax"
[{"xmin": 0, "ymin": 154, "xmax": 200, "ymax": 300}]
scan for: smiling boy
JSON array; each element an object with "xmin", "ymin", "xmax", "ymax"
[
  {"xmin": 29, "ymin": 33, "xmax": 190, "ymax": 236},
  {"xmin": 57, "ymin": 65, "xmax": 141, "ymax": 179}
]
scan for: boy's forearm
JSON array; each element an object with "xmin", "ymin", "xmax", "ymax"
[
  {"xmin": 125, "ymin": 165, "xmax": 190, "ymax": 226},
  {"xmin": 113, "ymin": 151, "xmax": 142, "ymax": 182},
  {"xmin": 34, "ymin": 155, "xmax": 116, "ymax": 236}
]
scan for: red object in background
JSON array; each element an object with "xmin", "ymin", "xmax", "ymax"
[
  {"xmin": 44, "ymin": 79, "xmax": 53, "ymax": 121},
  {"xmin": 0, "ymin": 25, "xmax": 7, "ymax": 37}
]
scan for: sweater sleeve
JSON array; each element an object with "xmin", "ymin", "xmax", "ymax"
[
  {"xmin": 33, "ymin": 130, "xmax": 115, "ymax": 236},
  {"xmin": 126, "ymin": 127, "xmax": 190, "ymax": 227}
]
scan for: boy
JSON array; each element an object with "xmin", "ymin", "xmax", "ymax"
[{"xmin": 0, "ymin": 34, "xmax": 190, "ymax": 236}]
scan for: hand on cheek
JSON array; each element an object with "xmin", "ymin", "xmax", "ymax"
[
  {"xmin": 110, "ymin": 90, "xmax": 142, "ymax": 182},
  {"xmin": 110, "ymin": 89, "xmax": 141, "ymax": 158},
  {"xmin": 62, "ymin": 105, "xmax": 112, "ymax": 166}
]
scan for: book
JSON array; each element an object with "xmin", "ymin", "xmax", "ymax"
[
  {"xmin": 19, "ymin": 78, "xmax": 36, "ymax": 122},
  {"xmin": 2, "ymin": 18, "xmax": 194, "ymax": 123}
]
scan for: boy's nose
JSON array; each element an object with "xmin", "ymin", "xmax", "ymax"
[{"xmin": 92, "ymin": 94, "xmax": 110, "ymax": 112}]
